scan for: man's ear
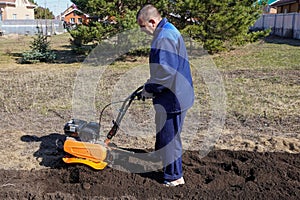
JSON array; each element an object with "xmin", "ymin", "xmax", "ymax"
[{"xmin": 149, "ymin": 19, "xmax": 156, "ymax": 27}]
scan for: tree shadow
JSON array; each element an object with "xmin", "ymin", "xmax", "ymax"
[
  {"xmin": 8, "ymin": 49, "xmax": 86, "ymax": 64},
  {"xmin": 21, "ymin": 133, "xmax": 67, "ymax": 169},
  {"xmin": 52, "ymin": 49, "xmax": 86, "ymax": 63},
  {"xmin": 264, "ymin": 35, "xmax": 300, "ymax": 46}
]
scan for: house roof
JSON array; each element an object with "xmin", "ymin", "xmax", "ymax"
[
  {"xmin": 271, "ymin": 0, "xmax": 297, "ymax": 7},
  {"xmin": 61, "ymin": 4, "xmax": 80, "ymax": 16},
  {"xmin": 61, "ymin": 4, "xmax": 89, "ymax": 18},
  {"xmin": 258, "ymin": 0, "xmax": 280, "ymax": 5},
  {"xmin": 0, "ymin": 0, "xmax": 36, "ymax": 7},
  {"xmin": 268, "ymin": 0, "xmax": 280, "ymax": 5},
  {"xmin": 0, "ymin": 0, "xmax": 15, "ymax": 5},
  {"xmin": 0, "ymin": 0, "xmax": 15, "ymax": 2}
]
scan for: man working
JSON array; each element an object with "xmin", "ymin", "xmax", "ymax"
[{"xmin": 137, "ymin": 5, "xmax": 194, "ymax": 186}]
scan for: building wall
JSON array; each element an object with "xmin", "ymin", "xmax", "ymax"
[
  {"xmin": 277, "ymin": 3, "xmax": 300, "ymax": 13},
  {"xmin": 64, "ymin": 12, "xmax": 81, "ymax": 24},
  {"xmin": 64, "ymin": 11, "xmax": 88, "ymax": 25},
  {"xmin": 270, "ymin": 7, "xmax": 277, "ymax": 14},
  {"xmin": 290, "ymin": 3, "xmax": 299, "ymax": 12},
  {"xmin": 263, "ymin": 5, "xmax": 278, "ymax": 14},
  {"xmin": 0, "ymin": 5, "xmax": 7, "ymax": 20},
  {"xmin": 0, "ymin": 0, "xmax": 35, "ymax": 20},
  {"xmin": 5, "ymin": 6, "xmax": 34, "ymax": 19}
]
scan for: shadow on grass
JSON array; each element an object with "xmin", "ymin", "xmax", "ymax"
[
  {"xmin": 52, "ymin": 49, "xmax": 86, "ymax": 63},
  {"xmin": 8, "ymin": 49, "xmax": 86, "ymax": 64},
  {"xmin": 264, "ymin": 35, "xmax": 300, "ymax": 46},
  {"xmin": 21, "ymin": 133, "xmax": 67, "ymax": 169}
]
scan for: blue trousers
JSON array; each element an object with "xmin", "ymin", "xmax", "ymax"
[{"xmin": 155, "ymin": 111, "xmax": 187, "ymax": 181}]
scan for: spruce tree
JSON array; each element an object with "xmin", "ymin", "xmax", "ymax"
[
  {"xmin": 69, "ymin": 0, "xmax": 267, "ymax": 53},
  {"xmin": 174, "ymin": 0, "xmax": 267, "ymax": 53},
  {"xmin": 69, "ymin": 0, "xmax": 169, "ymax": 52}
]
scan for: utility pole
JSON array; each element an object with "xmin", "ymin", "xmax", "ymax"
[{"xmin": 44, "ymin": 0, "xmax": 48, "ymax": 35}]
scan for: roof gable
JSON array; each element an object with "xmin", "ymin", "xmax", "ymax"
[{"xmin": 61, "ymin": 4, "xmax": 89, "ymax": 17}]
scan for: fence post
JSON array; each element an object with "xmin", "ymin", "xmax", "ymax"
[
  {"xmin": 0, "ymin": 20, "xmax": 2, "ymax": 36},
  {"xmin": 262, "ymin": 14, "xmax": 265, "ymax": 30},
  {"xmin": 292, "ymin": 13, "xmax": 296, "ymax": 39},
  {"xmin": 274, "ymin": 14, "xmax": 277, "ymax": 35},
  {"xmin": 282, "ymin": 14, "xmax": 284, "ymax": 37}
]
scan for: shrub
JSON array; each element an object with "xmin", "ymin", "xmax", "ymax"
[{"xmin": 20, "ymin": 28, "xmax": 56, "ymax": 64}]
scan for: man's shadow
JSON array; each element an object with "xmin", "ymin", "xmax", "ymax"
[
  {"xmin": 21, "ymin": 133, "xmax": 67, "ymax": 168},
  {"xmin": 112, "ymin": 147, "xmax": 164, "ymax": 184}
]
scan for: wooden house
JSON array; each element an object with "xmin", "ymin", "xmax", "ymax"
[
  {"xmin": 61, "ymin": 4, "xmax": 89, "ymax": 26},
  {"xmin": 261, "ymin": 0, "xmax": 280, "ymax": 14},
  {"xmin": 271, "ymin": 0, "xmax": 300, "ymax": 13}
]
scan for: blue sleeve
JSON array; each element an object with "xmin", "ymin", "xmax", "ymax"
[{"xmin": 145, "ymin": 37, "xmax": 179, "ymax": 94}]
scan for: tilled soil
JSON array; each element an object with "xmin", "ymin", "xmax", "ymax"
[{"xmin": 1, "ymin": 149, "xmax": 300, "ymax": 200}]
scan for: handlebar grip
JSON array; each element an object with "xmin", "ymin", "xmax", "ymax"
[
  {"xmin": 106, "ymin": 121, "xmax": 119, "ymax": 139},
  {"xmin": 130, "ymin": 85, "xmax": 144, "ymax": 100}
]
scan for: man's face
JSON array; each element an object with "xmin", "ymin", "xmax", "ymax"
[{"xmin": 138, "ymin": 18, "xmax": 155, "ymax": 35}]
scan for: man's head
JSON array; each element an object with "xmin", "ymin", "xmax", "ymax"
[{"xmin": 137, "ymin": 5, "xmax": 162, "ymax": 35}]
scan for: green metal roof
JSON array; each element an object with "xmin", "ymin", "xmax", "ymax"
[
  {"xmin": 258, "ymin": 0, "xmax": 280, "ymax": 5},
  {"xmin": 268, "ymin": 0, "xmax": 279, "ymax": 5}
]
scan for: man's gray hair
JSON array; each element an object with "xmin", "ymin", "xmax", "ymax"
[{"xmin": 137, "ymin": 4, "xmax": 161, "ymax": 21}]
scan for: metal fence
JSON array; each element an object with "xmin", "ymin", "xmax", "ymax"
[
  {"xmin": 252, "ymin": 13, "xmax": 300, "ymax": 39},
  {"xmin": 0, "ymin": 19, "xmax": 65, "ymax": 35},
  {"xmin": 1, "ymin": 14, "xmax": 300, "ymax": 39}
]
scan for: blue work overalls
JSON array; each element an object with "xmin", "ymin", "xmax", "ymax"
[{"xmin": 144, "ymin": 18, "xmax": 194, "ymax": 181}]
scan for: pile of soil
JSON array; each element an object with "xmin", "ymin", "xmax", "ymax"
[{"xmin": 1, "ymin": 133, "xmax": 300, "ymax": 199}]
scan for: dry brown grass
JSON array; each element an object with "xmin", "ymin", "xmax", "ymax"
[{"xmin": 0, "ymin": 33, "xmax": 299, "ymax": 153}]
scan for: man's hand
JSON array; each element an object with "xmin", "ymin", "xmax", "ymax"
[{"xmin": 141, "ymin": 86, "xmax": 154, "ymax": 101}]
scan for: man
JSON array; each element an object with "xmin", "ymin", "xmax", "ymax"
[{"xmin": 137, "ymin": 5, "xmax": 194, "ymax": 186}]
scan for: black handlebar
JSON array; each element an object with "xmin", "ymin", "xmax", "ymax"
[
  {"xmin": 130, "ymin": 85, "xmax": 144, "ymax": 100},
  {"xmin": 105, "ymin": 86, "xmax": 144, "ymax": 143}
]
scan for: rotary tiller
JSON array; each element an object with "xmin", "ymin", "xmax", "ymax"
[{"xmin": 62, "ymin": 86, "xmax": 144, "ymax": 170}]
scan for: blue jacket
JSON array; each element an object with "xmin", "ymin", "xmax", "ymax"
[{"xmin": 144, "ymin": 18, "xmax": 194, "ymax": 113}]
